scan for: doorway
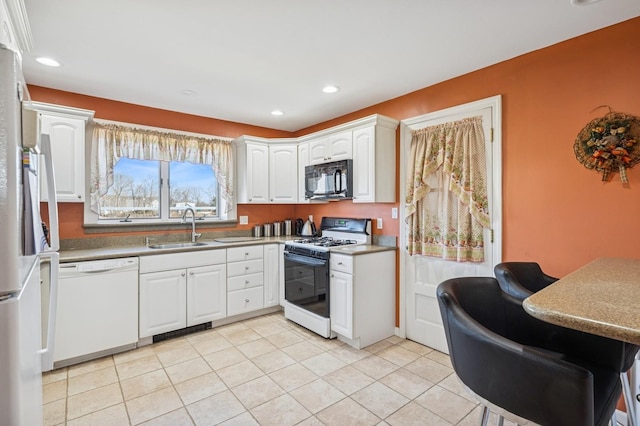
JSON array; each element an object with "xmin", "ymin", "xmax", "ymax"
[{"xmin": 399, "ymin": 95, "xmax": 503, "ymax": 352}]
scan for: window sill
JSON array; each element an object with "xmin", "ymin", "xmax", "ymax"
[{"xmin": 83, "ymin": 219, "xmax": 238, "ymax": 234}]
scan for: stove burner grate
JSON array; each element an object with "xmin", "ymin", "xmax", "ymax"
[{"xmin": 292, "ymin": 236, "xmax": 358, "ymax": 247}]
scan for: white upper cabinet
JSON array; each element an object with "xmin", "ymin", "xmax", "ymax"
[
  {"xmin": 308, "ymin": 131, "xmax": 353, "ymax": 165},
  {"xmin": 32, "ymin": 103, "xmax": 94, "ymax": 203},
  {"xmin": 268, "ymin": 144, "xmax": 297, "ymax": 203},
  {"xmin": 298, "ymin": 142, "xmax": 309, "ymax": 202},
  {"xmin": 352, "ymin": 121, "xmax": 396, "ymax": 203},
  {"xmin": 235, "ymin": 139, "xmax": 269, "ymax": 203},
  {"xmin": 244, "ymin": 142, "xmax": 269, "ymax": 203},
  {"xmin": 235, "ymin": 137, "xmax": 297, "ymax": 204},
  {"xmin": 235, "ymin": 114, "xmax": 398, "ymax": 204}
]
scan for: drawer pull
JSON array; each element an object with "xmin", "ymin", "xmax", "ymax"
[
  {"xmin": 245, "ymin": 266, "xmax": 250, "ymax": 270},
  {"xmin": 338, "ymin": 262, "xmax": 343, "ymax": 265},
  {"xmin": 245, "ymin": 298, "xmax": 250, "ymax": 303},
  {"xmin": 245, "ymin": 280, "xmax": 249, "ymax": 285}
]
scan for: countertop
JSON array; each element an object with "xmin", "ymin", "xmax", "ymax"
[
  {"xmin": 59, "ymin": 237, "xmax": 396, "ymax": 263},
  {"xmin": 524, "ymin": 257, "xmax": 640, "ymax": 345}
]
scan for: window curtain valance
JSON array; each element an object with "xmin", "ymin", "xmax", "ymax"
[
  {"xmin": 90, "ymin": 122, "xmax": 234, "ymax": 213},
  {"xmin": 405, "ymin": 116, "xmax": 490, "ymax": 262}
]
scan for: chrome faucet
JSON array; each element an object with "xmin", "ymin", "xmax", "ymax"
[{"xmin": 182, "ymin": 207, "xmax": 202, "ymax": 242}]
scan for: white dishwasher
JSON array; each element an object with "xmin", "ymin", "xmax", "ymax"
[{"xmin": 54, "ymin": 257, "xmax": 139, "ymax": 367}]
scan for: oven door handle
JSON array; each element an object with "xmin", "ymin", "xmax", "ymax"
[{"xmin": 284, "ymin": 252, "xmax": 328, "ymax": 266}]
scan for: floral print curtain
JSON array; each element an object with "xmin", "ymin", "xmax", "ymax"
[
  {"xmin": 405, "ymin": 116, "xmax": 490, "ymax": 262},
  {"xmin": 90, "ymin": 122, "xmax": 234, "ymax": 213}
]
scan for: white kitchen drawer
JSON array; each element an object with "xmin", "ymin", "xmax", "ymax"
[
  {"xmin": 227, "ymin": 272, "xmax": 264, "ymax": 292},
  {"xmin": 330, "ymin": 254, "xmax": 353, "ymax": 274},
  {"xmin": 227, "ymin": 245, "xmax": 263, "ymax": 263},
  {"xmin": 139, "ymin": 249, "xmax": 226, "ymax": 273},
  {"xmin": 227, "ymin": 259, "xmax": 263, "ymax": 277},
  {"xmin": 228, "ymin": 286, "xmax": 264, "ymax": 316}
]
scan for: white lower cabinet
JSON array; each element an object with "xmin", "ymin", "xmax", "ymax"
[
  {"xmin": 187, "ymin": 264, "xmax": 227, "ymax": 325},
  {"xmin": 139, "ymin": 270, "xmax": 187, "ymax": 338},
  {"xmin": 330, "ymin": 251, "xmax": 396, "ymax": 349},
  {"xmin": 329, "ymin": 270, "xmax": 353, "ymax": 338},
  {"xmin": 263, "ymin": 243, "xmax": 279, "ymax": 308},
  {"xmin": 139, "ymin": 250, "xmax": 226, "ymax": 338},
  {"xmin": 227, "ymin": 245, "xmax": 265, "ymax": 316}
]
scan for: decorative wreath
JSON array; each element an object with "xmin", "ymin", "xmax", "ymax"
[{"xmin": 574, "ymin": 109, "xmax": 640, "ymax": 183}]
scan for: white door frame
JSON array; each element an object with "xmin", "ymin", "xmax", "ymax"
[{"xmin": 397, "ymin": 95, "xmax": 503, "ymax": 338}]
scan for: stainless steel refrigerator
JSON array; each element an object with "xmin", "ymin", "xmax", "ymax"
[{"xmin": 0, "ymin": 44, "xmax": 60, "ymax": 425}]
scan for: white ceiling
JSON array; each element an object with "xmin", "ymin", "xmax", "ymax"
[{"xmin": 21, "ymin": 0, "xmax": 640, "ymax": 132}]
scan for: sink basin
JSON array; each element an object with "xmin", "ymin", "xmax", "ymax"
[{"xmin": 148, "ymin": 242, "xmax": 208, "ymax": 249}]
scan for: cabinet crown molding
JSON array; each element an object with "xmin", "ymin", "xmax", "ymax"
[
  {"xmin": 4, "ymin": 0, "xmax": 32, "ymax": 52},
  {"xmin": 27, "ymin": 101, "xmax": 95, "ymax": 121},
  {"xmin": 234, "ymin": 114, "xmax": 399, "ymax": 145}
]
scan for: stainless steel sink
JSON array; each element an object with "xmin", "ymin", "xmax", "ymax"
[{"xmin": 147, "ymin": 242, "xmax": 208, "ymax": 249}]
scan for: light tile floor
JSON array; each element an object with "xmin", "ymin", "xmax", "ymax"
[{"xmin": 42, "ymin": 312, "xmax": 513, "ymax": 426}]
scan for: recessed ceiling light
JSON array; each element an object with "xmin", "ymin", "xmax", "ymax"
[
  {"xmin": 570, "ymin": 0, "xmax": 602, "ymax": 5},
  {"xmin": 271, "ymin": 110, "xmax": 284, "ymax": 116},
  {"xmin": 322, "ymin": 85, "xmax": 340, "ymax": 94},
  {"xmin": 35, "ymin": 57, "xmax": 61, "ymax": 67}
]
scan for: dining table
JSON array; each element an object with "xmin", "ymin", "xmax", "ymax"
[{"xmin": 523, "ymin": 257, "xmax": 640, "ymax": 426}]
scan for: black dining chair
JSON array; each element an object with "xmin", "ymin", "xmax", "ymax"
[
  {"xmin": 493, "ymin": 261, "xmax": 558, "ymax": 299},
  {"xmin": 437, "ymin": 276, "xmax": 624, "ymax": 426},
  {"xmin": 495, "ymin": 261, "xmax": 640, "ymax": 425}
]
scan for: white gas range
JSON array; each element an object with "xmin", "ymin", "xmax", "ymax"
[{"xmin": 282, "ymin": 217, "xmax": 371, "ymax": 338}]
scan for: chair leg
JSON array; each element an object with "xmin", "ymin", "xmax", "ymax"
[
  {"xmin": 622, "ymin": 372, "xmax": 637, "ymax": 426},
  {"xmin": 479, "ymin": 405, "xmax": 490, "ymax": 426}
]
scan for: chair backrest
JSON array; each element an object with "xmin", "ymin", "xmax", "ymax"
[
  {"xmin": 437, "ymin": 276, "xmax": 622, "ymax": 426},
  {"xmin": 494, "ymin": 262, "xmax": 557, "ymax": 299},
  {"xmin": 494, "ymin": 262, "xmax": 639, "ymax": 372}
]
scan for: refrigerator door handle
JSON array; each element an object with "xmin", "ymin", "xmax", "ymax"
[
  {"xmin": 40, "ymin": 134, "xmax": 59, "ymax": 252},
  {"xmin": 38, "ymin": 251, "xmax": 59, "ymax": 372}
]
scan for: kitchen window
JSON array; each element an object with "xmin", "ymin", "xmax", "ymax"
[
  {"xmin": 97, "ymin": 158, "xmax": 219, "ymax": 220},
  {"xmin": 87, "ymin": 121, "xmax": 234, "ymax": 224}
]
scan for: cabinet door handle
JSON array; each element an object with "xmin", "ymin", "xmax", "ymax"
[
  {"xmin": 181, "ymin": 272, "xmax": 186, "ymax": 277},
  {"xmin": 245, "ymin": 280, "xmax": 249, "ymax": 285},
  {"xmin": 245, "ymin": 266, "xmax": 250, "ymax": 271},
  {"xmin": 330, "ymin": 274, "xmax": 334, "ymax": 278},
  {"xmin": 189, "ymin": 272, "xmax": 194, "ymax": 275},
  {"xmin": 245, "ymin": 298, "xmax": 250, "ymax": 303},
  {"xmin": 338, "ymin": 262, "xmax": 343, "ymax": 265}
]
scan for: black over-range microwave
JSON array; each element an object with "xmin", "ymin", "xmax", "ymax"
[{"xmin": 304, "ymin": 159, "xmax": 353, "ymax": 201}]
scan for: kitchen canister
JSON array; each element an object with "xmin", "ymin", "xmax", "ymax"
[
  {"xmin": 263, "ymin": 223, "xmax": 273, "ymax": 237},
  {"xmin": 273, "ymin": 221, "xmax": 283, "ymax": 236},
  {"xmin": 284, "ymin": 219, "xmax": 293, "ymax": 235},
  {"xmin": 253, "ymin": 225, "xmax": 262, "ymax": 237}
]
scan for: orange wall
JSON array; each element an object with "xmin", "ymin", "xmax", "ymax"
[
  {"xmin": 298, "ymin": 17, "xmax": 640, "ymax": 277},
  {"xmin": 31, "ymin": 17, "xmax": 640, "ymax": 277}
]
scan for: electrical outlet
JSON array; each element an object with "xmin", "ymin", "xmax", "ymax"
[
  {"xmin": 391, "ymin": 207, "xmax": 398, "ymax": 219},
  {"xmin": 376, "ymin": 218, "xmax": 383, "ymax": 229},
  {"xmin": 239, "ymin": 215, "xmax": 248, "ymax": 225}
]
